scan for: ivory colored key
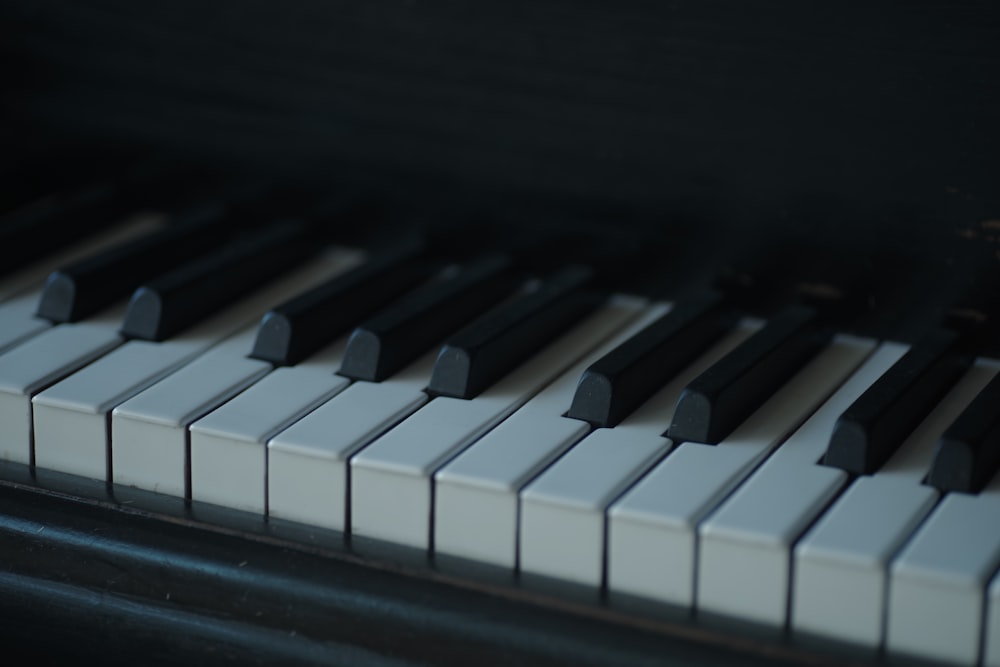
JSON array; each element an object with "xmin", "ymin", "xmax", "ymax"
[
  {"xmin": 886, "ymin": 471, "xmax": 1000, "ymax": 666},
  {"xmin": 792, "ymin": 360, "xmax": 998, "ymax": 649},
  {"xmin": 606, "ymin": 334, "xmax": 874, "ymax": 609},
  {"xmin": 350, "ymin": 295, "xmax": 645, "ymax": 550},
  {"xmin": 694, "ymin": 339, "xmax": 892, "ymax": 627},
  {"xmin": 433, "ymin": 301, "xmax": 673, "ymax": 569},
  {"xmin": 32, "ymin": 251, "xmax": 361, "ymax": 483},
  {"xmin": 267, "ymin": 350, "xmax": 437, "ymax": 531},
  {"xmin": 0, "ymin": 304, "xmax": 128, "ymax": 465},
  {"xmin": 518, "ymin": 319, "xmax": 757, "ymax": 587}
]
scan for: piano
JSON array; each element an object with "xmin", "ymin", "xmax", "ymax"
[{"xmin": 2, "ymin": 1, "xmax": 999, "ymax": 666}]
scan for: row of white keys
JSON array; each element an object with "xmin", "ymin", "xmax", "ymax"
[
  {"xmin": 32, "ymin": 249, "xmax": 363, "ymax": 483},
  {"xmin": 267, "ymin": 349, "xmax": 439, "ymax": 531},
  {"xmin": 887, "ymin": 445, "xmax": 1000, "ymax": 665},
  {"xmin": 110, "ymin": 324, "xmax": 271, "ymax": 496},
  {"xmin": 188, "ymin": 334, "xmax": 354, "ymax": 515},
  {"xmin": 0, "ymin": 214, "xmax": 164, "ymax": 352},
  {"xmin": 607, "ymin": 333, "xmax": 876, "ymax": 610},
  {"xmin": 349, "ymin": 294, "xmax": 649, "ymax": 550},
  {"xmin": 0, "ymin": 303, "xmax": 129, "ymax": 465},
  {"xmin": 519, "ymin": 318, "xmax": 762, "ymax": 587},
  {"xmin": 793, "ymin": 358, "xmax": 999, "ymax": 650},
  {"xmin": 433, "ymin": 301, "xmax": 674, "ymax": 569},
  {"xmin": 693, "ymin": 338, "xmax": 892, "ymax": 626}
]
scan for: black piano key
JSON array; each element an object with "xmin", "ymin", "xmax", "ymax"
[
  {"xmin": 35, "ymin": 202, "xmax": 232, "ymax": 323},
  {"xmin": 120, "ymin": 220, "xmax": 315, "ymax": 341},
  {"xmin": 339, "ymin": 253, "xmax": 521, "ymax": 382},
  {"xmin": 667, "ymin": 305, "xmax": 831, "ymax": 444},
  {"xmin": 823, "ymin": 329, "xmax": 970, "ymax": 475},
  {"xmin": 427, "ymin": 264, "xmax": 605, "ymax": 400},
  {"xmin": 0, "ymin": 182, "xmax": 136, "ymax": 277},
  {"xmin": 249, "ymin": 236, "xmax": 434, "ymax": 366},
  {"xmin": 926, "ymin": 371, "xmax": 1000, "ymax": 493},
  {"xmin": 566, "ymin": 292, "xmax": 736, "ymax": 427}
]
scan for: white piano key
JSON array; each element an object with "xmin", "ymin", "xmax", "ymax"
[
  {"xmin": 350, "ymin": 295, "xmax": 647, "ymax": 550},
  {"xmin": 110, "ymin": 325, "xmax": 271, "ymax": 497},
  {"xmin": 189, "ymin": 340, "xmax": 350, "ymax": 515},
  {"xmin": 793, "ymin": 360, "xmax": 999, "ymax": 648},
  {"xmin": 693, "ymin": 338, "xmax": 889, "ymax": 626},
  {"xmin": 267, "ymin": 351, "xmax": 436, "ymax": 531},
  {"xmin": 886, "ymin": 473, "xmax": 1000, "ymax": 666},
  {"xmin": 32, "ymin": 250, "xmax": 363, "ymax": 483},
  {"xmin": 512, "ymin": 319, "xmax": 758, "ymax": 585},
  {"xmin": 434, "ymin": 302, "xmax": 674, "ymax": 568},
  {"xmin": 0, "ymin": 306, "xmax": 126, "ymax": 465},
  {"xmin": 606, "ymin": 334, "xmax": 876, "ymax": 609},
  {"xmin": 986, "ymin": 573, "xmax": 1000, "ymax": 667}
]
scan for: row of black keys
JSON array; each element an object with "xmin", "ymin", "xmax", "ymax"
[{"xmin": 4, "ymin": 183, "xmax": 998, "ymax": 496}]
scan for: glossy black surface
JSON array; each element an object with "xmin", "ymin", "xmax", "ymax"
[{"xmin": 927, "ymin": 369, "xmax": 1000, "ymax": 493}]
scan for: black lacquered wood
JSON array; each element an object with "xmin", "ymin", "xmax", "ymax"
[
  {"xmin": 926, "ymin": 368, "xmax": 1000, "ymax": 493},
  {"xmin": 250, "ymin": 236, "xmax": 434, "ymax": 366},
  {"xmin": 35, "ymin": 202, "xmax": 231, "ymax": 323},
  {"xmin": 427, "ymin": 265, "xmax": 605, "ymax": 400},
  {"xmin": 566, "ymin": 292, "xmax": 736, "ymax": 428},
  {"xmin": 339, "ymin": 253, "xmax": 521, "ymax": 382},
  {"xmin": 667, "ymin": 305, "xmax": 830, "ymax": 444},
  {"xmin": 824, "ymin": 330, "xmax": 970, "ymax": 475},
  {"xmin": 120, "ymin": 220, "xmax": 314, "ymax": 342},
  {"xmin": 0, "ymin": 182, "xmax": 136, "ymax": 277}
]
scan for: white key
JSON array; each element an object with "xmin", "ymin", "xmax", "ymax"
[
  {"xmin": 33, "ymin": 250, "xmax": 362, "ymax": 483},
  {"xmin": 350, "ymin": 295, "xmax": 647, "ymax": 550},
  {"xmin": 520, "ymin": 321, "xmax": 758, "ymax": 588},
  {"xmin": 793, "ymin": 360, "xmax": 999, "ymax": 648},
  {"xmin": 111, "ymin": 325, "xmax": 270, "ymax": 497},
  {"xmin": 189, "ymin": 339, "xmax": 350, "ymax": 515},
  {"xmin": 694, "ymin": 338, "xmax": 887, "ymax": 626},
  {"xmin": 267, "ymin": 351, "xmax": 437, "ymax": 531},
  {"xmin": 607, "ymin": 334, "xmax": 875, "ymax": 609},
  {"xmin": 0, "ymin": 305, "xmax": 127, "ymax": 465},
  {"xmin": 987, "ymin": 573, "xmax": 1000, "ymax": 667},
  {"xmin": 433, "ymin": 302, "xmax": 673, "ymax": 569},
  {"xmin": 886, "ymin": 473, "xmax": 1000, "ymax": 665}
]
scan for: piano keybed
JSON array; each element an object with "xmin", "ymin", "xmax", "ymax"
[{"xmin": 2, "ymin": 184, "xmax": 1000, "ymax": 667}]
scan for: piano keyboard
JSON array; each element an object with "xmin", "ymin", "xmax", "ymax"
[{"xmin": 3, "ymin": 185, "xmax": 1000, "ymax": 667}]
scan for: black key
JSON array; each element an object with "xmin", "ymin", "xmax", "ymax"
[
  {"xmin": 926, "ymin": 371, "xmax": 1000, "ymax": 493},
  {"xmin": 667, "ymin": 305, "xmax": 831, "ymax": 444},
  {"xmin": 120, "ymin": 220, "xmax": 316, "ymax": 341},
  {"xmin": 35, "ymin": 202, "xmax": 232, "ymax": 323},
  {"xmin": 566, "ymin": 292, "xmax": 736, "ymax": 427},
  {"xmin": 823, "ymin": 330, "xmax": 970, "ymax": 475},
  {"xmin": 249, "ymin": 237, "xmax": 434, "ymax": 366},
  {"xmin": 339, "ymin": 253, "xmax": 521, "ymax": 382},
  {"xmin": 0, "ymin": 182, "xmax": 136, "ymax": 277},
  {"xmin": 427, "ymin": 265, "xmax": 605, "ymax": 399}
]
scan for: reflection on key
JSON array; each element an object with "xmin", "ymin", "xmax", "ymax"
[
  {"xmin": 793, "ymin": 359, "xmax": 998, "ymax": 649},
  {"xmin": 434, "ymin": 301, "xmax": 672, "ymax": 569},
  {"xmin": 927, "ymin": 370, "xmax": 1000, "ymax": 494},
  {"xmin": 887, "ymin": 469, "xmax": 1000, "ymax": 666},
  {"xmin": 520, "ymin": 320, "xmax": 757, "ymax": 588},
  {"xmin": 350, "ymin": 295, "xmax": 644, "ymax": 550},
  {"xmin": 606, "ymin": 330, "xmax": 869, "ymax": 609},
  {"xmin": 32, "ymin": 250, "xmax": 359, "ymax": 483}
]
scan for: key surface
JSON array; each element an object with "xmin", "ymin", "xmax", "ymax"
[
  {"xmin": 426, "ymin": 265, "xmax": 606, "ymax": 399},
  {"xmin": 927, "ymin": 369, "xmax": 1000, "ymax": 493},
  {"xmin": 250, "ymin": 236, "xmax": 434, "ymax": 366},
  {"xmin": 565, "ymin": 291, "xmax": 735, "ymax": 427},
  {"xmin": 350, "ymin": 295, "xmax": 645, "ymax": 550},
  {"xmin": 987, "ymin": 573, "xmax": 1000, "ymax": 667},
  {"xmin": 606, "ymin": 333, "xmax": 873, "ymax": 609},
  {"xmin": 668, "ymin": 304, "xmax": 830, "ymax": 445},
  {"xmin": 434, "ymin": 302, "xmax": 674, "ymax": 568},
  {"xmin": 121, "ymin": 220, "xmax": 316, "ymax": 341},
  {"xmin": 36, "ymin": 202, "xmax": 231, "ymax": 323},
  {"xmin": 824, "ymin": 329, "xmax": 970, "ymax": 475},
  {"xmin": 338, "ymin": 253, "xmax": 520, "ymax": 382}
]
